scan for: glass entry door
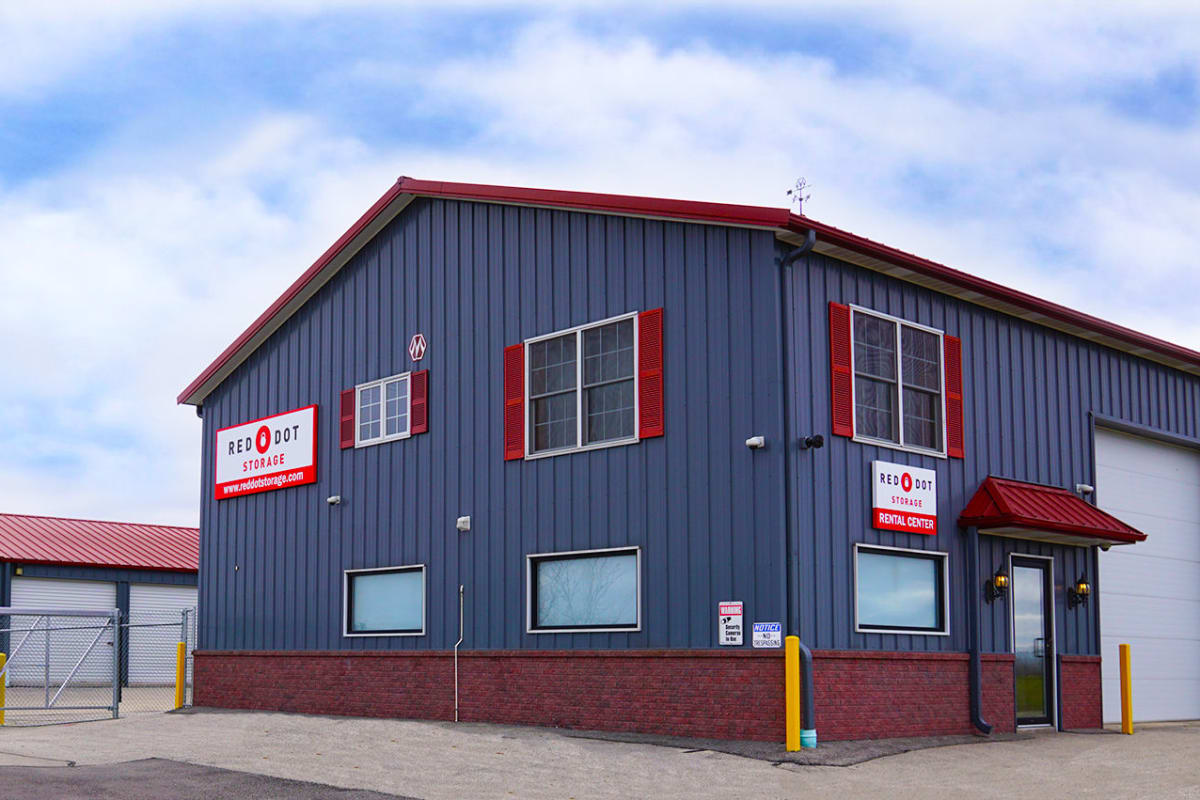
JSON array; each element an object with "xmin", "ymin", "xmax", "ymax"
[{"xmin": 1012, "ymin": 558, "xmax": 1054, "ymax": 725}]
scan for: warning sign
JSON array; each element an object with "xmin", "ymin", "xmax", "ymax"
[
  {"xmin": 752, "ymin": 622, "xmax": 782, "ymax": 648},
  {"xmin": 718, "ymin": 601, "xmax": 743, "ymax": 646}
]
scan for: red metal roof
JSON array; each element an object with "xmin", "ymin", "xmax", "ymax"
[
  {"xmin": 0, "ymin": 514, "xmax": 198, "ymax": 572},
  {"xmin": 177, "ymin": 176, "xmax": 1200, "ymax": 405},
  {"xmin": 958, "ymin": 477, "xmax": 1146, "ymax": 546}
]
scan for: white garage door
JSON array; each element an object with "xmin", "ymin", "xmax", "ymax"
[
  {"xmin": 1096, "ymin": 428, "xmax": 1200, "ymax": 722},
  {"xmin": 8, "ymin": 578, "xmax": 117, "ymax": 686},
  {"xmin": 127, "ymin": 584, "xmax": 197, "ymax": 685}
]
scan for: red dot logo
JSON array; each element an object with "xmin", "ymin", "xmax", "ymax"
[
  {"xmin": 256, "ymin": 426, "xmax": 271, "ymax": 454},
  {"xmin": 901, "ymin": 472, "xmax": 913, "ymax": 492}
]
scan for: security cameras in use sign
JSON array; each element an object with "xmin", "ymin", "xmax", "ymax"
[
  {"xmin": 872, "ymin": 460, "xmax": 937, "ymax": 534},
  {"xmin": 214, "ymin": 405, "xmax": 318, "ymax": 500}
]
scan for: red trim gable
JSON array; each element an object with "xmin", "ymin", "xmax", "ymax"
[
  {"xmin": 958, "ymin": 476, "xmax": 1147, "ymax": 546},
  {"xmin": 179, "ymin": 177, "xmax": 1200, "ymax": 406}
]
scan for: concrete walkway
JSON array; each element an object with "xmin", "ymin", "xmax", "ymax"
[{"xmin": 1, "ymin": 711, "xmax": 1197, "ymax": 799}]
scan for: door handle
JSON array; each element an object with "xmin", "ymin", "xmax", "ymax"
[{"xmin": 1033, "ymin": 637, "xmax": 1044, "ymax": 658}]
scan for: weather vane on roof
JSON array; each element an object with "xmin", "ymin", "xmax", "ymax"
[{"xmin": 787, "ymin": 177, "xmax": 811, "ymax": 214}]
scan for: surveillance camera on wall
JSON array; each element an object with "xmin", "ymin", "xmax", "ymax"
[{"xmin": 327, "ymin": 495, "xmax": 342, "ymax": 505}]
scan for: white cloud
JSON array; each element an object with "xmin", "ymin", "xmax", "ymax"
[{"xmin": 2, "ymin": 6, "xmax": 1199, "ymax": 525}]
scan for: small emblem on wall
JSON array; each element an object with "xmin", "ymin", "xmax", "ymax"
[{"xmin": 408, "ymin": 333, "xmax": 427, "ymax": 362}]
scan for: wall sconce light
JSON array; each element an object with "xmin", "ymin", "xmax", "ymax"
[
  {"xmin": 1068, "ymin": 574, "xmax": 1091, "ymax": 609},
  {"xmin": 985, "ymin": 567, "xmax": 1009, "ymax": 603}
]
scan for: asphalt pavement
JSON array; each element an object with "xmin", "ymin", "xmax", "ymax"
[{"xmin": 0, "ymin": 710, "xmax": 1196, "ymax": 799}]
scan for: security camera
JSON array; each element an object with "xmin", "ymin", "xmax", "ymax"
[
  {"xmin": 745, "ymin": 436, "xmax": 766, "ymax": 449},
  {"xmin": 326, "ymin": 495, "xmax": 342, "ymax": 505},
  {"xmin": 1075, "ymin": 483, "xmax": 1095, "ymax": 496},
  {"xmin": 801, "ymin": 434, "xmax": 825, "ymax": 450}
]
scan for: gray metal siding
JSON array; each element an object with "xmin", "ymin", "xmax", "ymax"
[
  {"xmin": 198, "ymin": 199, "xmax": 788, "ymax": 652},
  {"xmin": 785, "ymin": 246, "xmax": 1200, "ymax": 656},
  {"xmin": 195, "ymin": 193, "xmax": 1200, "ymax": 659},
  {"xmin": 10, "ymin": 564, "xmax": 197, "ymax": 587}
]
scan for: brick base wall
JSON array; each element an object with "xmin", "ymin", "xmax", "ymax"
[
  {"xmin": 194, "ymin": 648, "xmax": 1077, "ymax": 742},
  {"xmin": 1059, "ymin": 655, "xmax": 1103, "ymax": 730}
]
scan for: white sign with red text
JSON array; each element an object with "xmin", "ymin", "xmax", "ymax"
[
  {"xmin": 214, "ymin": 405, "xmax": 317, "ymax": 500},
  {"xmin": 718, "ymin": 601, "xmax": 744, "ymax": 646},
  {"xmin": 872, "ymin": 461, "xmax": 937, "ymax": 535}
]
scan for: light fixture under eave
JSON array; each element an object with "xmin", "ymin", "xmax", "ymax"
[
  {"xmin": 1068, "ymin": 574, "xmax": 1091, "ymax": 609},
  {"xmin": 985, "ymin": 567, "xmax": 1009, "ymax": 603}
]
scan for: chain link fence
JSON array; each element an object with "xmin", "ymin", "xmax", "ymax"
[{"xmin": 0, "ymin": 606, "xmax": 195, "ymax": 726}]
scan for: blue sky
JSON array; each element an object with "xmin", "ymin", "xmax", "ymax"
[{"xmin": 2, "ymin": 1, "xmax": 1199, "ymax": 525}]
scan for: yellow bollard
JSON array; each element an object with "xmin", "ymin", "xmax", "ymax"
[
  {"xmin": 0, "ymin": 652, "xmax": 6, "ymax": 726},
  {"xmin": 174, "ymin": 642, "xmax": 186, "ymax": 710},
  {"xmin": 785, "ymin": 636, "xmax": 800, "ymax": 752},
  {"xmin": 1119, "ymin": 643, "xmax": 1133, "ymax": 735}
]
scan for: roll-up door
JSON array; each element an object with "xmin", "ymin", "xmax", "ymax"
[
  {"xmin": 126, "ymin": 584, "xmax": 197, "ymax": 685},
  {"xmin": 8, "ymin": 578, "xmax": 116, "ymax": 686},
  {"xmin": 1096, "ymin": 428, "xmax": 1200, "ymax": 722}
]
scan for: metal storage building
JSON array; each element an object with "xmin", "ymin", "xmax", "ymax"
[
  {"xmin": 178, "ymin": 178, "xmax": 1196, "ymax": 741},
  {"xmin": 0, "ymin": 514, "xmax": 199, "ymax": 686}
]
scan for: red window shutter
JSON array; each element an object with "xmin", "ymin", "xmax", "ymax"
[
  {"xmin": 944, "ymin": 335, "xmax": 964, "ymax": 458},
  {"xmin": 638, "ymin": 308, "xmax": 665, "ymax": 438},
  {"xmin": 829, "ymin": 302, "xmax": 854, "ymax": 438},
  {"xmin": 410, "ymin": 370, "xmax": 429, "ymax": 434},
  {"xmin": 339, "ymin": 388, "xmax": 356, "ymax": 449},
  {"xmin": 503, "ymin": 344, "xmax": 525, "ymax": 460}
]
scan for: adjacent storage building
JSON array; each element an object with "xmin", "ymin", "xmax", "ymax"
[
  {"xmin": 0, "ymin": 513, "xmax": 200, "ymax": 685},
  {"xmin": 178, "ymin": 178, "xmax": 1196, "ymax": 741}
]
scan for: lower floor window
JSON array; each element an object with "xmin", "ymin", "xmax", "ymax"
[
  {"xmin": 527, "ymin": 547, "xmax": 640, "ymax": 632},
  {"xmin": 855, "ymin": 545, "xmax": 947, "ymax": 634},
  {"xmin": 344, "ymin": 565, "xmax": 425, "ymax": 636}
]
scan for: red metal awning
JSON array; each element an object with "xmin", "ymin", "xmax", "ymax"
[{"xmin": 958, "ymin": 477, "xmax": 1147, "ymax": 547}]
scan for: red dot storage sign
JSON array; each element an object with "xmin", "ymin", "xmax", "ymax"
[
  {"xmin": 871, "ymin": 460, "xmax": 938, "ymax": 534},
  {"xmin": 214, "ymin": 405, "xmax": 318, "ymax": 500}
]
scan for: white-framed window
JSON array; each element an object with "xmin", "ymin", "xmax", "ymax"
[
  {"xmin": 526, "ymin": 312, "xmax": 638, "ymax": 457},
  {"xmin": 854, "ymin": 543, "xmax": 949, "ymax": 636},
  {"xmin": 356, "ymin": 371, "xmax": 411, "ymax": 447},
  {"xmin": 526, "ymin": 546, "xmax": 641, "ymax": 633},
  {"xmin": 850, "ymin": 306, "xmax": 946, "ymax": 456},
  {"xmin": 343, "ymin": 564, "xmax": 425, "ymax": 637}
]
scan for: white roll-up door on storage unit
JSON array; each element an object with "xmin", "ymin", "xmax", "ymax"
[
  {"xmin": 127, "ymin": 584, "xmax": 197, "ymax": 685},
  {"xmin": 1096, "ymin": 428, "xmax": 1200, "ymax": 723},
  {"xmin": 8, "ymin": 578, "xmax": 117, "ymax": 686}
]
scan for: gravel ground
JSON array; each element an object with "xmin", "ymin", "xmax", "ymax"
[{"xmin": 0, "ymin": 710, "xmax": 1197, "ymax": 799}]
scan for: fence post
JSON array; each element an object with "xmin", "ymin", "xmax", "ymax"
[{"xmin": 111, "ymin": 610, "xmax": 121, "ymax": 719}]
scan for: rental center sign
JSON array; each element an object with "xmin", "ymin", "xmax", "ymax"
[
  {"xmin": 872, "ymin": 461, "xmax": 937, "ymax": 535},
  {"xmin": 215, "ymin": 405, "xmax": 317, "ymax": 500}
]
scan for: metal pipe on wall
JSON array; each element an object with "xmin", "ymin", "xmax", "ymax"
[
  {"xmin": 454, "ymin": 584, "xmax": 464, "ymax": 722},
  {"xmin": 779, "ymin": 231, "xmax": 818, "ymax": 747},
  {"xmin": 966, "ymin": 526, "xmax": 993, "ymax": 734}
]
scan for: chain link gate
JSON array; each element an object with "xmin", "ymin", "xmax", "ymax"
[{"xmin": 0, "ymin": 606, "xmax": 195, "ymax": 726}]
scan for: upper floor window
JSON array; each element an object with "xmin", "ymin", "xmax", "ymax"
[
  {"xmin": 527, "ymin": 313, "xmax": 637, "ymax": 456},
  {"xmin": 356, "ymin": 371, "xmax": 411, "ymax": 446},
  {"xmin": 852, "ymin": 307, "xmax": 944, "ymax": 454}
]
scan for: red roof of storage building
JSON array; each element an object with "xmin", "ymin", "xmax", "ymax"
[
  {"xmin": 958, "ymin": 477, "xmax": 1147, "ymax": 547},
  {"xmin": 178, "ymin": 177, "xmax": 1200, "ymax": 406},
  {"xmin": 0, "ymin": 514, "xmax": 198, "ymax": 572}
]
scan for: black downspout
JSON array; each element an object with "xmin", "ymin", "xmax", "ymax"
[
  {"xmin": 779, "ymin": 229, "xmax": 817, "ymax": 741},
  {"xmin": 966, "ymin": 525, "xmax": 993, "ymax": 734}
]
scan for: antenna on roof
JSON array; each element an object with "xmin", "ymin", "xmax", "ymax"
[{"xmin": 787, "ymin": 178, "xmax": 811, "ymax": 214}]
